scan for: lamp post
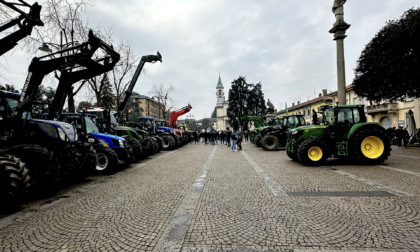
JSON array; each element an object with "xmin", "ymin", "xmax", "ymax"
[{"xmin": 329, "ymin": 0, "xmax": 350, "ymax": 105}]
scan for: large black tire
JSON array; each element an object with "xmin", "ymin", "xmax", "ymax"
[
  {"xmin": 93, "ymin": 146, "xmax": 118, "ymax": 174},
  {"xmin": 152, "ymin": 137, "xmax": 161, "ymax": 153},
  {"xmin": 125, "ymin": 136, "xmax": 142, "ymax": 162},
  {"xmin": 56, "ymin": 146, "xmax": 86, "ymax": 182},
  {"xmin": 161, "ymin": 135, "xmax": 176, "ymax": 150},
  {"xmin": 255, "ymin": 135, "xmax": 262, "ymax": 147},
  {"xmin": 79, "ymin": 144, "xmax": 96, "ymax": 179},
  {"xmin": 0, "ymin": 155, "xmax": 28, "ymax": 205},
  {"xmin": 261, "ymin": 135, "xmax": 279, "ymax": 151},
  {"xmin": 6, "ymin": 144, "xmax": 53, "ymax": 191},
  {"xmin": 286, "ymin": 142, "xmax": 299, "ymax": 161},
  {"xmin": 351, "ymin": 127, "xmax": 391, "ymax": 165},
  {"xmin": 298, "ymin": 139, "xmax": 329, "ymax": 166},
  {"xmin": 175, "ymin": 135, "xmax": 182, "ymax": 148},
  {"xmin": 142, "ymin": 138, "xmax": 155, "ymax": 157}
]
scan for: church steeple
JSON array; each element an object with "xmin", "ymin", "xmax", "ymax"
[
  {"xmin": 216, "ymin": 74, "xmax": 225, "ymax": 106},
  {"xmin": 217, "ymin": 75, "xmax": 223, "ymax": 87}
]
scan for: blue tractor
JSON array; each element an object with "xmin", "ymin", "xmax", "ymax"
[{"xmin": 56, "ymin": 113, "xmax": 131, "ymax": 174}]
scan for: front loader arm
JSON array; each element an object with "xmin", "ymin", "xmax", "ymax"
[
  {"xmin": 47, "ymin": 44, "xmax": 120, "ymax": 120},
  {"xmin": 17, "ymin": 30, "xmax": 119, "ymax": 119},
  {"xmin": 0, "ymin": 0, "xmax": 44, "ymax": 55},
  {"xmin": 117, "ymin": 51, "xmax": 161, "ymax": 124},
  {"xmin": 168, "ymin": 104, "xmax": 192, "ymax": 128}
]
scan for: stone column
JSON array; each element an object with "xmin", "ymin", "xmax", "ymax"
[{"xmin": 329, "ymin": 0, "xmax": 350, "ymax": 105}]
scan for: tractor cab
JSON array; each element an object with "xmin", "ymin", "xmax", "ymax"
[{"xmin": 320, "ymin": 105, "xmax": 367, "ymax": 140}]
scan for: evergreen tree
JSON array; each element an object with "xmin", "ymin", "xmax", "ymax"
[
  {"xmin": 353, "ymin": 8, "xmax": 420, "ymax": 101},
  {"xmin": 100, "ymin": 75, "xmax": 115, "ymax": 109},
  {"xmin": 227, "ymin": 76, "xmax": 266, "ymax": 130},
  {"xmin": 266, "ymin": 99, "xmax": 275, "ymax": 114},
  {"xmin": 211, "ymin": 107, "xmax": 217, "ymax": 118}
]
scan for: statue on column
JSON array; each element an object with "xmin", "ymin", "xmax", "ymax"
[
  {"xmin": 332, "ymin": 0, "xmax": 347, "ymax": 26},
  {"xmin": 329, "ymin": 0, "xmax": 350, "ymax": 40}
]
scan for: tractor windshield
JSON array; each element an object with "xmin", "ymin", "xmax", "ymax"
[
  {"xmin": 284, "ymin": 116, "xmax": 306, "ymax": 128},
  {"xmin": 85, "ymin": 116, "xmax": 99, "ymax": 134}
]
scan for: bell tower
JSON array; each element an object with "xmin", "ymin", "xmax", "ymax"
[{"xmin": 216, "ymin": 74, "xmax": 225, "ymax": 106}]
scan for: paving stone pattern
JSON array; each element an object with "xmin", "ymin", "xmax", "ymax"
[{"xmin": 0, "ymin": 142, "xmax": 420, "ymax": 251}]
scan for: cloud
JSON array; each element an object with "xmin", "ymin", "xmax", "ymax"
[{"xmin": 1, "ymin": 0, "xmax": 419, "ymax": 120}]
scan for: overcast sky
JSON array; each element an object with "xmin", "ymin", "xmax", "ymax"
[{"xmin": 1, "ymin": 0, "xmax": 419, "ymax": 121}]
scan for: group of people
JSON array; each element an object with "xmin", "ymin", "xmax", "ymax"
[
  {"xmin": 192, "ymin": 128, "xmax": 249, "ymax": 151},
  {"xmin": 386, "ymin": 126, "xmax": 410, "ymax": 148}
]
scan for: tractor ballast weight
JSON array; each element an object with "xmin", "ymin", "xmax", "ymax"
[{"xmin": 286, "ymin": 105, "xmax": 391, "ymax": 166}]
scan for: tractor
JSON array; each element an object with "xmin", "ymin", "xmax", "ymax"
[
  {"xmin": 260, "ymin": 115, "xmax": 306, "ymax": 151},
  {"xmin": 0, "ymin": 0, "xmax": 43, "ymax": 205},
  {"xmin": 56, "ymin": 113, "xmax": 131, "ymax": 174},
  {"xmin": 252, "ymin": 117, "xmax": 283, "ymax": 147},
  {"xmin": 286, "ymin": 105, "xmax": 391, "ymax": 166}
]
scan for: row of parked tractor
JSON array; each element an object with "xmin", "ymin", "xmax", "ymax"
[
  {"xmin": 248, "ymin": 105, "xmax": 392, "ymax": 166},
  {"xmin": 0, "ymin": 1, "xmax": 193, "ymax": 208}
]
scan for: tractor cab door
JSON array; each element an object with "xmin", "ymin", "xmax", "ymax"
[{"xmin": 335, "ymin": 108, "xmax": 354, "ymax": 140}]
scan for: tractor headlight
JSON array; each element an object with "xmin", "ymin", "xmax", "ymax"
[
  {"xmin": 291, "ymin": 131, "xmax": 299, "ymax": 135},
  {"xmin": 119, "ymin": 139, "xmax": 125, "ymax": 148},
  {"xmin": 58, "ymin": 128, "xmax": 68, "ymax": 141}
]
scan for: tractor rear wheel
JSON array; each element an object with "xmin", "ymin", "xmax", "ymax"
[
  {"xmin": 261, "ymin": 135, "xmax": 279, "ymax": 151},
  {"xmin": 94, "ymin": 146, "xmax": 118, "ymax": 174},
  {"xmin": 125, "ymin": 136, "xmax": 142, "ymax": 162},
  {"xmin": 298, "ymin": 139, "xmax": 328, "ymax": 166},
  {"xmin": 286, "ymin": 142, "xmax": 299, "ymax": 161},
  {"xmin": 351, "ymin": 127, "xmax": 391, "ymax": 165},
  {"xmin": 161, "ymin": 135, "xmax": 176, "ymax": 150},
  {"xmin": 0, "ymin": 155, "xmax": 28, "ymax": 206}
]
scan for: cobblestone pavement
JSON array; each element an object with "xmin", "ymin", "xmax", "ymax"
[{"xmin": 1, "ymin": 142, "xmax": 420, "ymax": 251}]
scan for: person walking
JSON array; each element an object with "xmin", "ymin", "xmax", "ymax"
[
  {"xmin": 204, "ymin": 130, "xmax": 209, "ymax": 144},
  {"xmin": 220, "ymin": 130, "xmax": 225, "ymax": 145},
  {"xmin": 244, "ymin": 130, "xmax": 249, "ymax": 142},
  {"xmin": 193, "ymin": 130, "xmax": 199, "ymax": 143},
  {"xmin": 237, "ymin": 131, "xmax": 243, "ymax": 150},
  {"xmin": 226, "ymin": 128, "xmax": 231, "ymax": 147},
  {"xmin": 231, "ymin": 130, "xmax": 237, "ymax": 151}
]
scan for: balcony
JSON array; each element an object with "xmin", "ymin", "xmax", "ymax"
[{"xmin": 366, "ymin": 103, "xmax": 398, "ymax": 115}]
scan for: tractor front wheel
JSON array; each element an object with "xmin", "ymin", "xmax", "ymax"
[
  {"xmin": 262, "ymin": 135, "xmax": 279, "ymax": 151},
  {"xmin": 161, "ymin": 135, "xmax": 176, "ymax": 150},
  {"xmin": 351, "ymin": 127, "xmax": 391, "ymax": 165},
  {"xmin": 94, "ymin": 146, "xmax": 118, "ymax": 174},
  {"xmin": 254, "ymin": 135, "xmax": 262, "ymax": 147},
  {"xmin": 298, "ymin": 139, "xmax": 328, "ymax": 166},
  {"xmin": 0, "ymin": 155, "xmax": 28, "ymax": 206}
]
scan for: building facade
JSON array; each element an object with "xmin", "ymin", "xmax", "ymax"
[
  {"xmin": 215, "ymin": 75, "xmax": 231, "ymax": 130},
  {"xmin": 131, "ymin": 92, "xmax": 165, "ymax": 119}
]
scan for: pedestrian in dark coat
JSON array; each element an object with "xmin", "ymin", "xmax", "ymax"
[
  {"xmin": 226, "ymin": 128, "xmax": 231, "ymax": 147},
  {"xmin": 220, "ymin": 131, "xmax": 225, "ymax": 144}
]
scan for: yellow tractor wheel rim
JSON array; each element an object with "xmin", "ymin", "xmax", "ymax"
[
  {"xmin": 308, "ymin": 146, "xmax": 323, "ymax": 161},
  {"xmin": 361, "ymin": 136, "xmax": 384, "ymax": 159}
]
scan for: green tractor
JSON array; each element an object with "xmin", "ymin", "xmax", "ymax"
[
  {"xmin": 260, "ymin": 115, "xmax": 306, "ymax": 151},
  {"xmin": 252, "ymin": 117, "xmax": 283, "ymax": 147},
  {"xmin": 286, "ymin": 105, "xmax": 391, "ymax": 166}
]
